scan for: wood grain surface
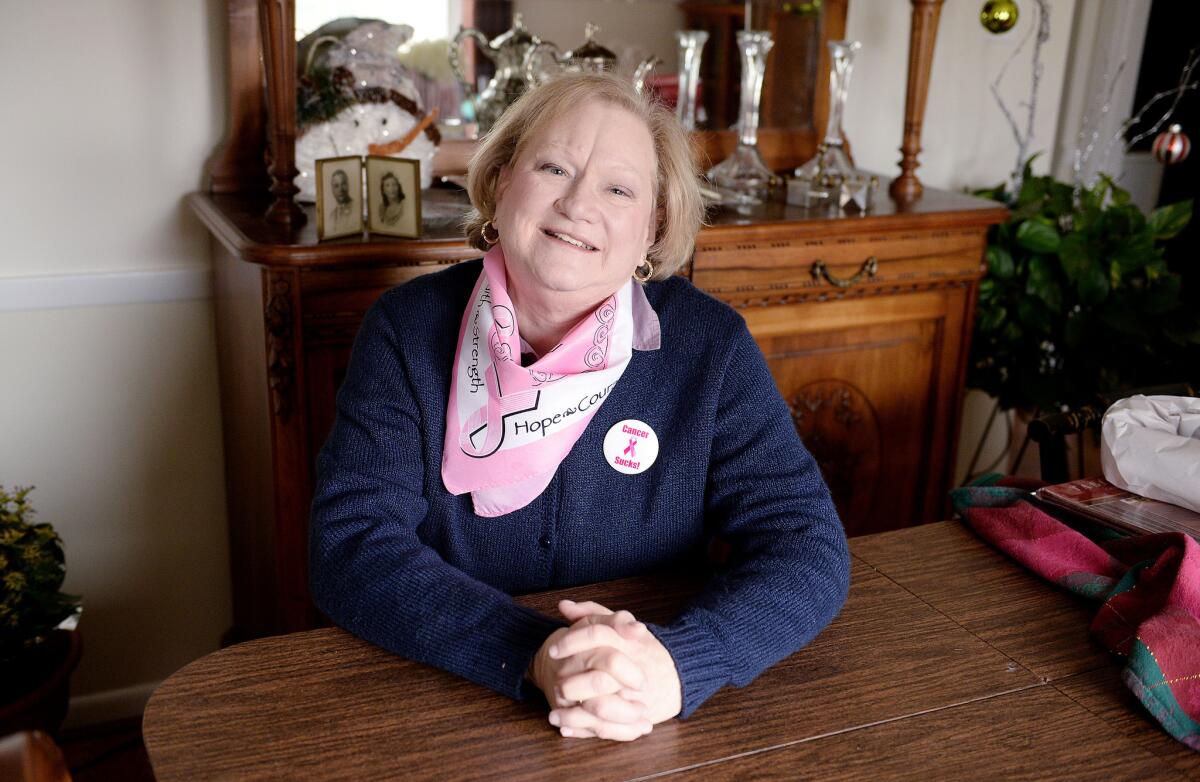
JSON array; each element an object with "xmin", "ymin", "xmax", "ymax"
[
  {"xmin": 666, "ymin": 685, "xmax": 1185, "ymax": 781},
  {"xmin": 143, "ymin": 557, "xmax": 1037, "ymax": 781},
  {"xmin": 144, "ymin": 522, "xmax": 1196, "ymax": 781},
  {"xmin": 1053, "ymin": 668, "xmax": 1200, "ymax": 779},
  {"xmin": 851, "ymin": 520, "xmax": 1113, "ymax": 680}
]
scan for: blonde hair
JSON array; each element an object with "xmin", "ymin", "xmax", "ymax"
[{"xmin": 463, "ymin": 72, "xmax": 705, "ymax": 280}]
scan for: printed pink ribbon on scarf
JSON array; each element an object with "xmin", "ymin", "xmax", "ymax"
[{"xmin": 441, "ymin": 246, "xmax": 634, "ymax": 517}]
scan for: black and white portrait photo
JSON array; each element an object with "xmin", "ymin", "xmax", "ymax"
[
  {"xmin": 315, "ymin": 156, "xmax": 363, "ymax": 240},
  {"xmin": 366, "ymin": 156, "xmax": 421, "ymax": 238}
]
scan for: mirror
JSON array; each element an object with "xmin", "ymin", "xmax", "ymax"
[
  {"xmin": 290, "ymin": 0, "xmax": 841, "ymax": 133},
  {"xmin": 212, "ymin": 0, "xmax": 846, "ymax": 219}
]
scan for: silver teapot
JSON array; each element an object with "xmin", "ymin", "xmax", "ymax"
[
  {"xmin": 524, "ymin": 23, "xmax": 659, "ymax": 94},
  {"xmin": 449, "ymin": 13, "xmax": 545, "ymax": 132}
]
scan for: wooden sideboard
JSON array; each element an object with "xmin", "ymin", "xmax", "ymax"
[{"xmin": 190, "ymin": 184, "xmax": 1005, "ymax": 640}]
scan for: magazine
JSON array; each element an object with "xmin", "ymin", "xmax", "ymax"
[{"xmin": 1035, "ymin": 477, "xmax": 1200, "ymax": 541}]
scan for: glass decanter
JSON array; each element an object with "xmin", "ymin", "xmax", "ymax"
[
  {"xmin": 706, "ymin": 30, "xmax": 774, "ymax": 197},
  {"xmin": 674, "ymin": 30, "xmax": 708, "ymax": 132}
]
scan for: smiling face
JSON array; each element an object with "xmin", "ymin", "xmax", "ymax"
[{"xmin": 492, "ymin": 99, "xmax": 657, "ymax": 310}]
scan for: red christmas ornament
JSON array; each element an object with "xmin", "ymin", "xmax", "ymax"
[{"xmin": 1152, "ymin": 123, "xmax": 1191, "ymax": 165}]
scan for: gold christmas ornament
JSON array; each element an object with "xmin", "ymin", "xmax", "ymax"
[{"xmin": 981, "ymin": 0, "xmax": 1019, "ymax": 34}]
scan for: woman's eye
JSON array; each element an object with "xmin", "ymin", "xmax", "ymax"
[
  {"xmin": 610, "ymin": 187, "xmax": 632, "ymax": 198},
  {"xmin": 542, "ymin": 164, "xmax": 566, "ymax": 176}
]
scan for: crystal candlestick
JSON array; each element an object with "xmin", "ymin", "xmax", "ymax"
[
  {"xmin": 675, "ymin": 30, "xmax": 708, "ymax": 131},
  {"xmin": 706, "ymin": 30, "xmax": 774, "ymax": 197},
  {"xmin": 795, "ymin": 40, "xmax": 861, "ymax": 182}
]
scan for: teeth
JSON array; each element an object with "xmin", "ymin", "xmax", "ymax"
[{"xmin": 548, "ymin": 231, "xmax": 595, "ymax": 251}]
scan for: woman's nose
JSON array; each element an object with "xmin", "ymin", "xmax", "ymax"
[{"xmin": 555, "ymin": 180, "xmax": 599, "ymax": 222}]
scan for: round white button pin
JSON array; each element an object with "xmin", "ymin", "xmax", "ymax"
[{"xmin": 603, "ymin": 419, "xmax": 658, "ymax": 475}]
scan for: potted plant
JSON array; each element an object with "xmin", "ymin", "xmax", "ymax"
[
  {"xmin": 0, "ymin": 485, "xmax": 82, "ymax": 736},
  {"xmin": 969, "ymin": 156, "xmax": 1197, "ymax": 415}
]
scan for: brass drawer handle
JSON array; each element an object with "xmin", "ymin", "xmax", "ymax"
[{"xmin": 811, "ymin": 256, "xmax": 878, "ymax": 288}]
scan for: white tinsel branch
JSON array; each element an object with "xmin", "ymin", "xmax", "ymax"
[
  {"xmin": 1072, "ymin": 59, "xmax": 1126, "ymax": 189},
  {"xmin": 1072, "ymin": 47, "xmax": 1199, "ymax": 190},
  {"xmin": 989, "ymin": 0, "xmax": 1051, "ymax": 199},
  {"xmin": 1120, "ymin": 47, "xmax": 1199, "ymax": 150}
]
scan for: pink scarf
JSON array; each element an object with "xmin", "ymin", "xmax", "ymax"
[{"xmin": 441, "ymin": 247, "xmax": 634, "ymax": 517}]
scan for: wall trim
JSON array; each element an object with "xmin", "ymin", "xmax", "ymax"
[
  {"xmin": 0, "ymin": 267, "xmax": 213, "ymax": 313},
  {"xmin": 64, "ymin": 680, "xmax": 160, "ymax": 729}
]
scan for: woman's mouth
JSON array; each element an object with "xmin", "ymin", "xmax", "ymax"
[{"xmin": 542, "ymin": 229, "xmax": 598, "ymax": 251}]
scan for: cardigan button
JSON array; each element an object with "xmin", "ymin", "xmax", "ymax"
[{"xmin": 538, "ymin": 535, "xmax": 551, "ymax": 548}]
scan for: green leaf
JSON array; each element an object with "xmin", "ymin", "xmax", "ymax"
[
  {"xmin": 1109, "ymin": 233, "xmax": 1156, "ymax": 276},
  {"xmin": 1148, "ymin": 199, "xmax": 1193, "ymax": 240},
  {"xmin": 1021, "ymin": 152, "xmax": 1044, "ymax": 181},
  {"xmin": 1016, "ymin": 219, "xmax": 1061, "ymax": 254},
  {"xmin": 1057, "ymin": 233, "xmax": 1090, "ymax": 283},
  {"xmin": 1102, "ymin": 204, "xmax": 1147, "ymax": 240},
  {"xmin": 986, "ymin": 245, "xmax": 1015, "ymax": 279},
  {"xmin": 1017, "ymin": 176, "xmax": 1049, "ymax": 208},
  {"xmin": 979, "ymin": 304, "xmax": 1007, "ymax": 334},
  {"xmin": 1025, "ymin": 254, "xmax": 1063, "ymax": 307},
  {"xmin": 1098, "ymin": 173, "xmax": 1131, "ymax": 206},
  {"xmin": 1077, "ymin": 266, "xmax": 1109, "ymax": 304},
  {"xmin": 1047, "ymin": 181, "xmax": 1075, "ymax": 218},
  {"xmin": 973, "ymin": 183, "xmax": 1008, "ymax": 203}
]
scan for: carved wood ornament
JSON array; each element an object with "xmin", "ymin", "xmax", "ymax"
[
  {"xmin": 264, "ymin": 272, "xmax": 296, "ymax": 422},
  {"xmin": 890, "ymin": 0, "xmax": 946, "ymax": 205},
  {"xmin": 790, "ymin": 380, "xmax": 882, "ymax": 532}
]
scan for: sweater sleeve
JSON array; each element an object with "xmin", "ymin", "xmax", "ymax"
[
  {"xmin": 308, "ymin": 298, "xmax": 564, "ymax": 701},
  {"xmin": 646, "ymin": 320, "xmax": 851, "ymax": 718}
]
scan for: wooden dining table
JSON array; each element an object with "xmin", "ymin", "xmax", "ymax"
[{"xmin": 142, "ymin": 521, "xmax": 1200, "ymax": 780}]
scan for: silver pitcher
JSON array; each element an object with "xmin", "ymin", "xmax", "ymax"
[
  {"xmin": 524, "ymin": 23, "xmax": 659, "ymax": 94},
  {"xmin": 449, "ymin": 13, "xmax": 545, "ymax": 132}
]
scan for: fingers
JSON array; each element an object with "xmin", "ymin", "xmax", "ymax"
[
  {"xmin": 583, "ymin": 646, "xmax": 646, "ymax": 691},
  {"xmin": 558, "ymin": 601, "xmax": 649, "ymax": 641},
  {"xmin": 560, "ymin": 602, "xmax": 645, "ymax": 631},
  {"xmin": 549, "ymin": 623, "xmax": 635, "ymax": 660},
  {"xmin": 556, "ymin": 649, "xmax": 645, "ymax": 701},
  {"xmin": 581, "ymin": 693, "xmax": 647, "ymax": 724},
  {"xmin": 558, "ymin": 668, "xmax": 622, "ymax": 703},
  {"xmin": 550, "ymin": 705, "xmax": 653, "ymax": 742},
  {"xmin": 558, "ymin": 599, "xmax": 613, "ymax": 621}
]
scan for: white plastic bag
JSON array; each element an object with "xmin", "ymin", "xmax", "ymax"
[{"xmin": 1101, "ymin": 395, "xmax": 1200, "ymax": 513}]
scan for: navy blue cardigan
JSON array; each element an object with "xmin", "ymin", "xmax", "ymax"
[{"xmin": 309, "ymin": 260, "xmax": 850, "ymax": 718}]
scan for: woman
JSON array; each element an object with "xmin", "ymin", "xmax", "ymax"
[
  {"xmin": 379, "ymin": 171, "xmax": 406, "ymax": 226},
  {"xmin": 310, "ymin": 73, "xmax": 849, "ymax": 742}
]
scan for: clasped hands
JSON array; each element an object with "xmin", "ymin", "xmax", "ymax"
[{"xmin": 528, "ymin": 599, "xmax": 681, "ymax": 741}]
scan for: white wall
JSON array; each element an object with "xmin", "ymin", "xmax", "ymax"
[
  {"xmin": 844, "ymin": 0, "xmax": 1079, "ymax": 192},
  {"xmin": 0, "ymin": 0, "xmax": 231, "ymax": 725}
]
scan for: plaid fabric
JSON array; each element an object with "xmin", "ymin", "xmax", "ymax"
[{"xmin": 951, "ymin": 483, "xmax": 1200, "ymax": 751}]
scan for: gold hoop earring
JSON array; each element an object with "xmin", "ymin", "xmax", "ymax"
[
  {"xmin": 633, "ymin": 259, "xmax": 654, "ymax": 282},
  {"xmin": 481, "ymin": 220, "xmax": 500, "ymax": 246}
]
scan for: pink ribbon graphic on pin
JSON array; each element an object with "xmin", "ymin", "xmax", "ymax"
[{"xmin": 624, "ymin": 438, "xmax": 637, "ymax": 457}]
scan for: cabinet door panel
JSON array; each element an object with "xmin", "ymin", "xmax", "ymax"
[{"xmin": 747, "ymin": 303, "xmax": 943, "ymax": 537}]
